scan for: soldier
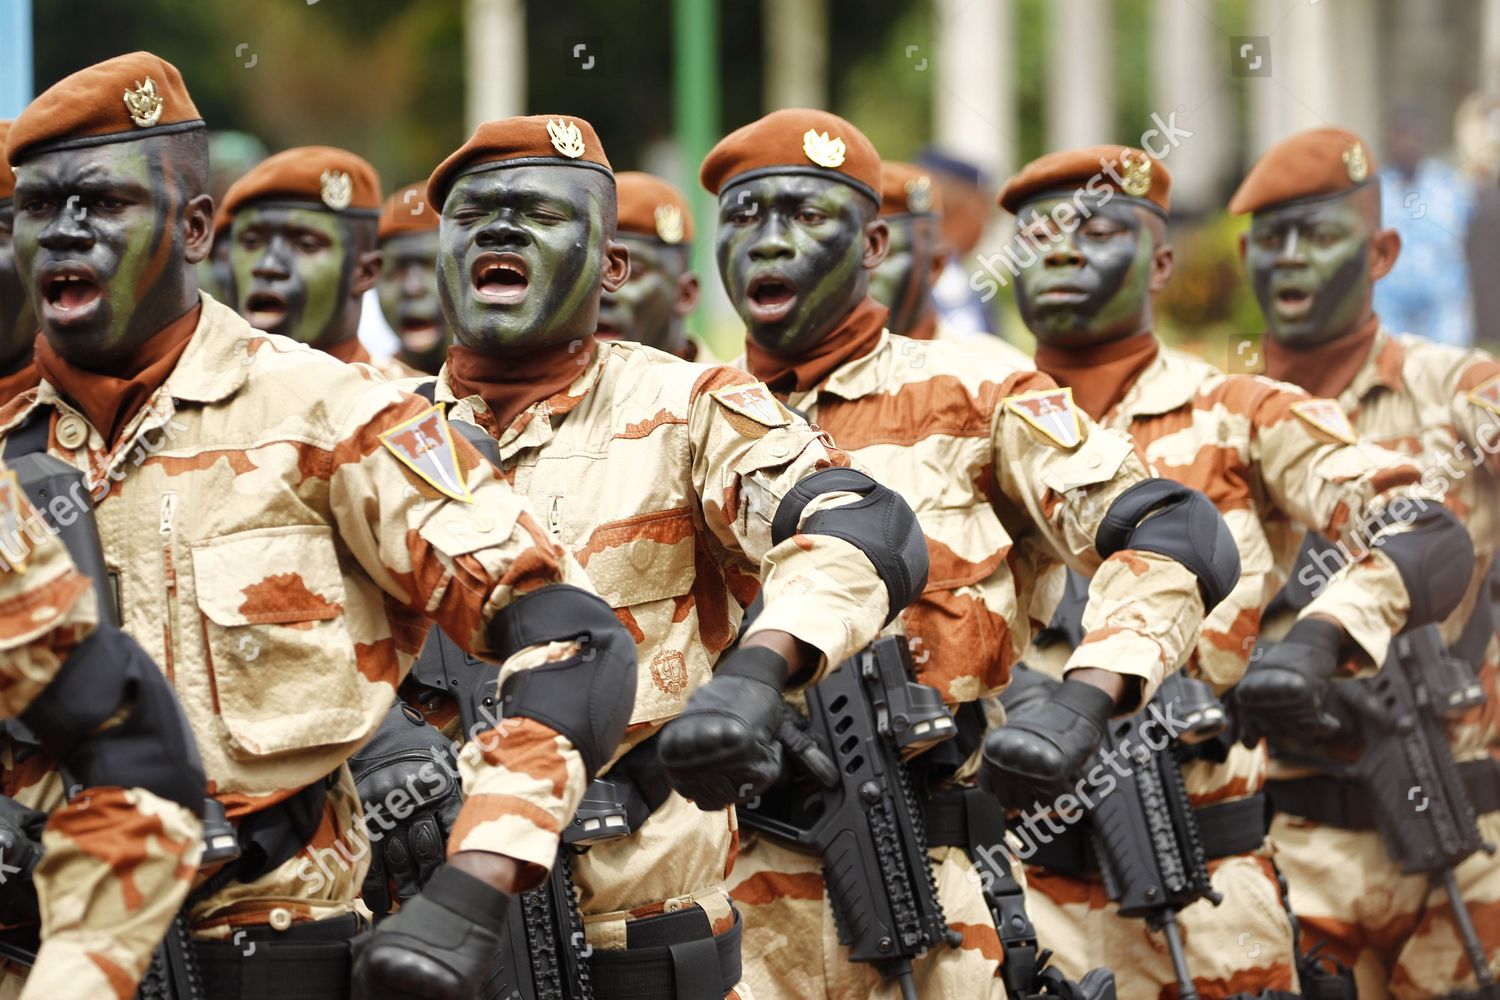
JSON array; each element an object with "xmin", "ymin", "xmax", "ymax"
[
  {"xmin": 1002, "ymin": 144, "xmax": 1468, "ymax": 998},
  {"xmin": 375, "ymin": 183, "xmax": 449, "ymax": 376},
  {"xmin": 220, "ymin": 146, "xmax": 412, "ymax": 380},
  {"xmin": 871, "ymin": 160, "xmax": 1032, "ymax": 369},
  {"xmin": 1231, "ymin": 127, "xmax": 1500, "ymax": 998},
  {"xmin": 409, "ymin": 113, "xmax": 923, "ymax": 998},
  {"xmin": 0, "ymin": 121, "xmax": 38, "ymax": 402},
  {"xmin": 699, "ymin": 108, "xmax": 1237, "ymax": 999},
  {"xmin": 2, "ymin": 52, "xmax": 640, "ymax": 999},
  {"xmin": 595, "ymin": 170, "xmax": 714, "ymax": 360}
]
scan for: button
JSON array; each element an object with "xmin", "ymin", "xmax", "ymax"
[
  {"xmin": 663, "ymin": 897, "xmax": 684, "ymax": 912},
  {"xmin": 1086, "ymin": 454, "xmax": 1102, "ymax": 468},
  {"xmin": 268, "ymin": 907, "xmax": 293, "ymax": 932},
  {"xmin": 770, "ymin": 444, "xmax": 788, "ymax": 458},
  {"xmin": 1217, "ymin": 420, "xmax": 1231, "ymax": 442},
  {"xmin": 473, "ymin": 517, "xmax": 494, "ymax": 534},
  {"xmin": 56, "ymin": 415, "xmax": 89, "ymax": 449}
]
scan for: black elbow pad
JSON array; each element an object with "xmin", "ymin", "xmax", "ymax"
[
  {"xmin": 1095, "ymin": 479, "xmax": 1241, "ymax": 611},
  {"xmin": 20, "ymin": 624, "xmax": 206, "ymax": 816},
  {"xmin": 485, "ymin": 585, "xmax": 638, "ymax": 780},
  {"xmin": 770, "ymin": 467, "xmax": 928, "ymax": 623},
  {"xmin": 1369, "ymin": 499, "xmax": 1475, "ymax": 629}
]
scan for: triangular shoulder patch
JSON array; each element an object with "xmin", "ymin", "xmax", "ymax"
[
  {"xmin": 379, "ymin": 405, "xmax": 475, "ymax": 503},
  {"xmin": 1467, "ymin": 373, "xmax": 1500, "ymax": 416},
  {"xmin": 710, "ymin": 382, "xmax": 791, "ymax": 428},
  {"xmin": 0, "ymin": 471, "xmax": 29, "ymax": 573},
  {"xmin": 1005, "ymin": 387, "xmax": 1083, "ymax": 449},
  {"xmin": 1290, "ymin": 399, "xmax": 1358, "ymax": 446}
]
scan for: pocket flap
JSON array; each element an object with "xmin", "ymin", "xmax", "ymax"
[{"xmin": 192, "ymin": 525, "xmax": 347, "ymax": 627}]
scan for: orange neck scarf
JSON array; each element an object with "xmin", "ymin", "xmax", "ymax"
[
  {"xmin": 447, "ymin": 337, "xmax": 595, "ymax": 432},
  {"xmin": 745, "ymin": 297, "xmax": 888, "ymax": 394},
  {"xmin": 0, "ymin": 358, "xmax": 40, "ymax": 405},
  {"xmin": 1262, "ymin": 313, "xmax": 1380, "ymax": 400},
  {"xmin": 1033, "ymin": 332, "xmax": 1160, "ymax": 422}
]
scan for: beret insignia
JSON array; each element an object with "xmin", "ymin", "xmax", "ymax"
[
  {"xmin": 1343, "ymin": 142, "xmax": 1369, "ymax": 183},
  {"xmin": 654, "ymin": 203, "xmax": 685, "ymax": 244},
  {"xmin": 1006, "ymin": 387, "xmax": 1083, "ymax": 449},
  {"xmin": 802, "ymin": 128, "xmax": 847, "ymax": 169},
  {"xmin": 320, "ymin": 169, "xmax": 353, "ymax": 211},
  {"xmin": 905, "ymin": 175, "xmax": 933, "ymax": 213},
  {"xmin": 547, "ymin": 118, "xmax": 587, "ymax": 159},
  {"xmin": 123, "ymin": 77, "xmax": 164, "ymax": 128},
  {"xmin": 1121, "ymin": 154, "xmax": 1152, "ymax": 198}
]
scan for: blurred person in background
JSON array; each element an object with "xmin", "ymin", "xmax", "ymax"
[
  {"xmin": 0, "ymin": 120, "xmax": 39, "ymax": 403},
  {"xmin": 916, "ymin": 146, "xmax": 1007, "ymax": 342},
  {"xmin": 198, "ymin": 130, "xmax": 265, "ymax": 301},
  {"xmin": 376, "ymin": 182, "xmax": 449, "ymax": 376}
]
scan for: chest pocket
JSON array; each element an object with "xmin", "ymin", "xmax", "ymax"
[{"xmin": 192, "ymin": 525, "xmax": 365, "ymax": 759}]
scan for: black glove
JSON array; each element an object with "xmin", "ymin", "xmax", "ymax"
[
  {"xmin": 1030, "ymin": 966, "xmax": 1118, "ymax": 1000},
  {"xmin": 980, "ymin": 679, "xmax": 1114, "ymax": 809},
  {"xmin": 351, "ymin": 863, "xmax": 509, "ymax": 999},
  {"xmin": 658, "ymin": 646, "xmax": 789, "ymax": 811},
  {"xmin": 1236, "ymin": 618, "xmax": 1344, "ymax": 744},
  {"xmin": 0, "ymin": 796, "xmax": 45, "ymax": 924},
  {"xmin": 350, "ymin": 700, "xmax": 462, "ymax": 920}
]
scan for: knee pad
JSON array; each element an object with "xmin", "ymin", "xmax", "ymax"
[
  {"xmin": 20, "ymin": 623, "xmax": 206, "ymax": 815},
  {"xmin": 485, "ymin": 585, "xmax": 638, "ymax": 779},
  {"xmin": 1095, "ymin": 479, "xmax": 1241, "ymax": 610},
  {"xmin": 770, "ymin": 467, "xmax": 928, "ymax": 623},
  {"xmin": 1368, "ymin": 499, "xmax": 1475, "ymax": 629}
]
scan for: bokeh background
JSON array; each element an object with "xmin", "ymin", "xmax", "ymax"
[{"xmin": 2, "ymin": 0, "xmax": 1496, "ymax": 362}]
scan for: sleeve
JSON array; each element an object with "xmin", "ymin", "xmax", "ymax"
[
  {"xmin": 990, "ymin": 373, "xmax": 1204, "ymax": 709},
  {"xmin": 687, "ymin": 367, "xmax": 891, "ymax": 685}
]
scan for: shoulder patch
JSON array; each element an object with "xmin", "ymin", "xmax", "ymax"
[
  {"xmin": 0, "ymin": 471, "xmax": 28, "ymax": 573},
  {"xmin": 1468, "ymin": 373, "xmax": 1500, "ymax": 416},
  {"xmin": 710, "ymin": 382, "xmax": 791, "ymax": 428},
  {"xmin": 1290, "ymin": 399, "xmax": 1358, "ymax": 446},
  {"xmin": 379, "ymin": 405, "xmax": 475, "ymax": 503},
  {"xmin": 1005, "ymin": 387, "xmax": 1083, "ymax": 449}
]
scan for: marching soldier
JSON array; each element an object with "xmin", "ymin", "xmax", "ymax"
[
  {"xmin": 408, "ymin": 113, "xmax": 924, "ymax": 998},
  {"xmin": 1231, "ymin": 127, "xmax": 1500, "ymax": 998},
  {"xmin": 2, "ymin": 52, "xmax": 640, "ymax": 999},
  {"xmin": 701, "ymin": 108, "xmax": 1237, "ymax": 999},
  {"xmin": 871, "ymin": 160, "xmax": 1031, "ymax": 369},
  {"xmin": 1002, "ymin": 144, "xmax": 1467, "ymax": 998},
  {"xmin": 375, "ymin": 183, "xmax": 449, "ymax": 376},
  {"xmin": 595, "ymin": 170, "xmax": 715, "ymax": 360},
  {"xmin": 0, "ymin": 122, "xmax": 37, "ymax": 403}
]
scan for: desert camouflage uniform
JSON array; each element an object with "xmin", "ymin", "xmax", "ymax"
[
  {"xmin": 727, "ymin": 330, "xmax": 1207, "ymax": 1000},
  {"xmin": 0, "ymin": 464, "xmax": 205, "ymax": 1000},
  {"xmin": 1262, "ymin": 328, "xmax": 1500, "ymax": 999},
  {"xmin": 932, "ymin": 318, "xmax": 1034, "ymax": 371},
  {"xmin": 430, "ymin": 338, "xmax": 891, "ymax": 998},
  {"xmin": 0, "ymin": 294, "xmax": 596, "ymax": 992},
  {"xmin": 1023, "ymin": 343, "xmax": 1426, "ymax": 998}
]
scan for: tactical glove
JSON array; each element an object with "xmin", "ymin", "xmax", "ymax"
[
  {"xmin": 658, "ymin": 646, "xmax": 789, "ymax": 811},
  {"xmin": 1236, "ymin": 617, "xmax": 1344, "ymax": 744},
  {"xmin": 351, "ymin": 864, "xmax": 509, "ymax": 999},
  {"xmin": 980, "ymin": 678, "xmax": 1114, "ymax": 809},
  {"xmin": 350, "ymin": 700, "xmax": 462, "ymax": 920},
  {"xmin": 0, "ymin": 796, "xmax": 45, "ymax": 924}
]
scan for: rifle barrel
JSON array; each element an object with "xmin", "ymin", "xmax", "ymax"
[
  {"xmin": 1159, "ymin": 911, "xmax": 1199, "ymax": 1000},
  {"xmin": 1444, "ymin": 869, "xmax": 1497, "ymax": 987}
]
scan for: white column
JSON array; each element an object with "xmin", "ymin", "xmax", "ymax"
[
  {"xmin": 1046, "ymin": 0, "xmax": 1113, "ymax": 152},
  {"xmin": 1248, "ymin": 0, "xmax": 1337, "ymax": 157},
  {"xmin": 764, "ymin": 0, "xmax": 827, "ymax": 111},
  {"xmin": 933, "ymin": 0, "xmax": 1014, "ymax": 179},
  {"xmin": 1149, "ymin": 0, "xmax": 1230, "ymax": 213},
  {"xmin": 466, "ymin": 0, "xmax": 525, "ymax": 131},
  {"xmin": 1484, "ymin": 0, "xmax": 1500, "ymax": 100}
]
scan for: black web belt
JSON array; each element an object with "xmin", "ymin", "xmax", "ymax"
[
  {"xmin": 1269, "ymin": 758, "xmax": 1500, "ymax": 830},
  {"xmin": 587, "ymin": 907, "xmax": 743, "ymax": 1000},
  {"xmin": 191, "ymin": 913, "xmax": 357, "ymax": 1000}
]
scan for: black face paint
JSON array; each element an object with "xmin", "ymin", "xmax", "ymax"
[
  {"xmin": 378, "ymin": 229, "xmax": 450, "ymax": 371},
  {"xmin": 0, "ymin": 202, "xmax": 37, "ymax": 371},
  {"xmin": 596, "ymin": 234, "xmax": 686, "ymax": 352},
  {"xmin": 230, "ymin": 205, "xmax": 356, "ymax": 348},
  {"xmin": 12, "ymin": 138, "xmax": 199, "ymax": 370},
  {"xmin": 869, "ymin": 214, "xmax": 940, "ymax": 336},
  {"xmin": 1244, "ymin": 197, "xmax": 1371, "ymax": 348},
  {"xmin": 437, "ymin": 165, "xmax": 610, "ymax": 356},
  {"xmin": 716, "ymin": 175, "xmax": 873, "ymax": 355},
  {"xmin": 1012, "ymin": 194, "xmax": 1155, "ymax": 349}
]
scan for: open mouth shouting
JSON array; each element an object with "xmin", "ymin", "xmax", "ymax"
[
  {"xmin": 746, "ymin": 271, "xmax": 798, "ymax": 325},
  {"xmin": 471, "ymin": 252, "xmax": 529, "ymax": 305},
  {"xmin": 38, "ymin": 264, "xmax": 104, "ymax": 327},
  {"xmin": 398, "ymin": 316, "xmax": 444, "ymax": 352},
  {"xmin": 1271, "ymin": 283, "xmax": 1316, "ymax": 323},
  {"xmin": 244, "ymin": 287, "xmax": 291, "ymax": 330}
]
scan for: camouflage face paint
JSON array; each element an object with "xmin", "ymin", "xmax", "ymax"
[
  {"xmin": 1013, "ymin": 194, "xmax": 1155, "ymax": 349},
  {"xmin": 1245, "ymin": 197, "xmax": 1371, "ymax": 348},
  {"xmin": 12, "ymin": 138, "xmax": 197, "ymax": 369},
  {"xmin": 716, "ymin": 175, "xmax": 872, "ymax": 355},
  {"xmin": 869, "ymin": 214, "xmax": 940, "ymax": 337},
  {"xmin": 596, "ymin": 234, "xmax": 685, "ymax": 352},
  {"xmin": 437, "ymin": 165, "xmax": 608, "ymax": 355},
  {"xmin": 230, "ymin": 205, "xmax": 353, "ymax": 348},
  {"xmin": 0, "ymin": 202, "xmax": 37, "ymax": 371},
  {"xmin": 378, "ymin": 229, "xmax": 450, "ymax": 371}
]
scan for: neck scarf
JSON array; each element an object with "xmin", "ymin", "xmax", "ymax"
[
  {"xmin": 1033, "ymin": 331, "xmax": 1160, "ymax": 422},
  {"xmin": 744, "ymin": 297, "xmax": 888, "ymax": 394}
]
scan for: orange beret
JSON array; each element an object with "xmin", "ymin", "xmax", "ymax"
[
  {"xmin": 1229, "ymin": 127, "xmax": 1376, "ymax": 215},
  {"xmin": 379, "ymin": 182, "xmax": 442, "ymax": 240},
  {"xmin": 615, "ymin": 171, "xmax": 694, "ymax": 244},
  {"xmin": 427, "ymin": 115, "xmax": 612, "ymax": 209},
  {"xmin": 700, "ymin": 108, "xmax": 881, "ymax": 205},
  {"xmin": 219, "ymin": 146, "xmax": 382, "ymax": 223},
  {"xmin": 999, "ymin": 145, "xmax": 1170, "ymax": 217},
  {"xmin": 6, "ymin": 52, "xmax": 202, "ymax": 165},
  {"xmin": 0, "ymin": 122, "xmax": 13, "ymax": 203},
  {"xmin": 879, "ymin": 161, "xmax": 943, "ymax": 217}
]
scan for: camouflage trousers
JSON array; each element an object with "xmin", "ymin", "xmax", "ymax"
[
  {"xmin": 1275, "ymin": 809, "xmax": 1500, "ymax": 1000},
  {"xmin": 1025, "ymin": 850, "xmax": 1299, "ymax": 999},
  {"xmin": 726, "ymin": 835, "xmax": 1011, "ymax": 1000}
]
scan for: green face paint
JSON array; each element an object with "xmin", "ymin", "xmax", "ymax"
[
  {"xmin": 869, "ymin": 214, "xmax": 941, "ymax": 337},
  {"xmin": 716, "ymin": 175, "xmax": 872, "ymax": 355},
  {"xmin": 12, "ymin": 137, "xmax": 198, "ymax": 369},
  {"xmin": 1244, "ymin": 197, "xmax": 1371, "ymax": 348},
  {"xmin": 437, "ymin": 165, "xmax": 610, "ymax": 355},
  {"xmin": 378, "ymin": 229, "xmax": 450, "ymax": 372},
  {"xmin": 1013, "ymin": 194, "xmax": 1156, "ymax": 349},
  {"xmin": 596, "ymin": 234, "xmax": 686, "ymax": 352},
  {"xmin": 230, "ymin": 205, "xmax": 353, "ymax": 348},
  {"xmin": 0, "ymin": 203, "xmax": 37, "ymax": 372}
]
